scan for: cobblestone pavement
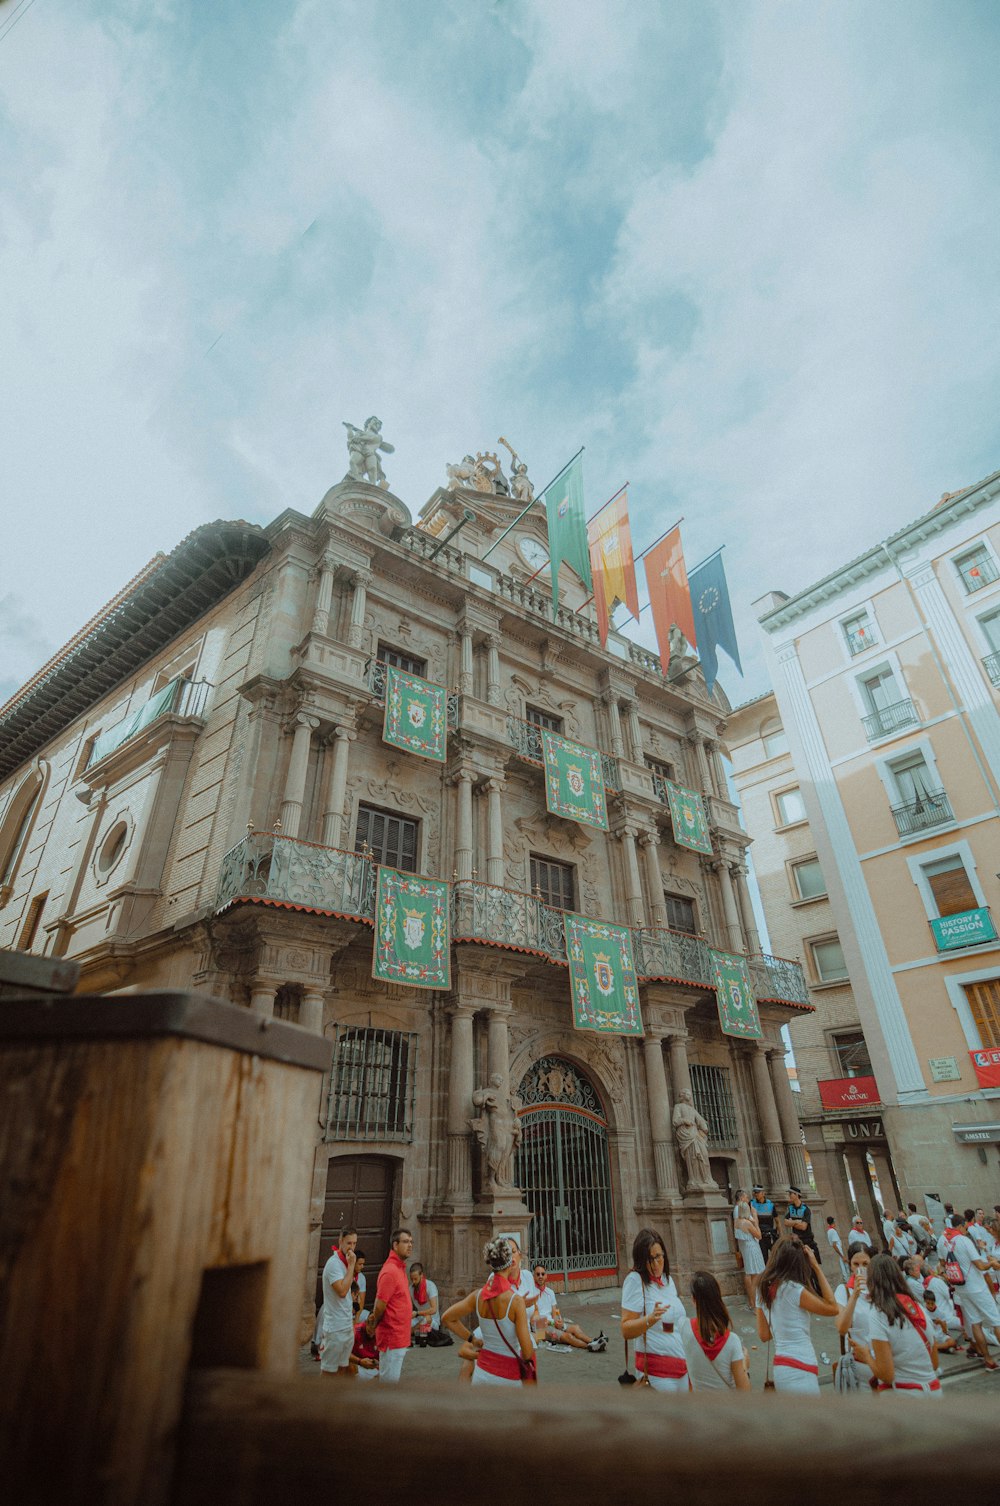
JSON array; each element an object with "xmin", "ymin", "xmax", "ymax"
[{"xmin": 301, "ymin": 1286, "xmax": 1000, "ymax": 1393}]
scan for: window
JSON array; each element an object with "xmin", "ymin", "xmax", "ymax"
[
  {"xmin": 809, "ymin": 934, "xmax": 849, "ymax": 984},
  {"xmin": 646, "ymin": 756, "xmax": 675, "ymax": 799},
  {"xmin": 355, "ymin": 804, "xmax": 418, "ymax": 872},
  {"xmin": 842, "ymin": 610, "xmax": 878, "ymax": 656},
  {"xmin": 689, "ymin": 1063, "xmax": 738, "ymax": 1148},
  {"xmin": 326, "ymin": 1026, "xmax": 416, "ymax": 1141},
  {"xmin": 664, "ymin": 892, "xmax": 697, "ymax": 933},
  {"xmin": 775, "ymin": 787, "xmax": 806, "ymax": 826},
  {"xmin": 832, "ymin": 1030, "xmax": 873, "ymax": 1077},
  {"xmin": 791, "ymin": 857, "xmax": 826, "ymax": 900},
  {"xmin": 153, "ymin": 662, "xmax": 196, "ymax": 694},
  {"xmin": 922, "ymin": 853, "xmax": 978, "ymax": 918},
  {"xmin": 17, "ymin": 891, "xmax": 48, "ymax": 952},
  {"xmin": 761, "ymin": 719, "xmax": 788, "ymax": 758},
  {"xmin": 964, "ymin": 980, "xmax": 1000, "ymax": 1048},
  {"xmin": 525, "ymin": 705, "xmax": 563, "ymax": 733},
  {"xmin": 979, "ymin": 609, "xmax": 1000, "ymax": 654},
  {"xmin": 0, "ymin": 762, "xmax": 47, "ymax": 902},
  {"xmin": 887, "ymin": 752, "xmax": 952, "ymax": 835},
  {"xmin": 377, "ymin": 642, "xmax": 426, "ymax": 676},
  {"xmin": 955, "ymin": 544, "xmax": 999, "ymax": 594},
  {"xmin": 530, "ymin": 854, "xmax": 575, "ymax": 910},
  {"xmin": 859, "ymin": 665, "xmax": 917, "ymax": 740}
]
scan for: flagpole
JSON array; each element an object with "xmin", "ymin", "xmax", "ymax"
[
  {"xmin": 585, "ymin": 481, "xmax": 628, "ymax": 528},
  {"xmin": 686, "ymin": 544, "xmax": 726, "ymax": 576},
  {"xmin": 633, "ymin": 516, "xmax": 685, "ymax": 564},
  {"xmin": 481, "ymin": 446, "xmax": 584, "ymax": 562}
]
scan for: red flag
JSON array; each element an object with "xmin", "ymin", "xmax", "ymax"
[
  {"xmin": 588, "ymin": 489, "xmax": 640, "ymax": 646},
  {"xmin": 970, "ymin": 1047, "xmax": 1000, "ymax": 1089},
  {"xmin": 643, "ymin": 526, "xmax": 696, "ymax": 672}
]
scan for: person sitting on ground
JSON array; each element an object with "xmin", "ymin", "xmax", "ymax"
[
  {"xmin": 678, "ymin": 1270, "xmax": 751, "ymax": 1391},
  {"xmin": 409, "ymin": 1262, "xmax": 440, "ymax": 1343},
  {"xmin": 856, "ymin": 1253, "xmax": 940, "ymax": 1397},
  {"xmin": 350, "ymin": 1312, "xmax": 380, "ymax": 1381},
  {"xmin": 442, "ymin": 1237, "xmax": 535, "ymax": 1387},
  {"xmin": 531, "ymin": 1264, "xmax": 606, "ymax": 1351}
]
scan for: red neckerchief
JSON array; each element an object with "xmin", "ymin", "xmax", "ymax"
[
  {"xmin": 412, "ymin": 1276, "xmax": 428, "ymax": 1305},
  {"xmin": 479, "ymin": 1271, "xmax": 513, "ymax": 1303},
  {"xmin": 846, "ymin": 1275, "xmax": 855, "ymax": 1290},
  {"xmin": 897, "ymin": 1294, "xmax": 927, "ymax": 1334},
  {"xmin": 691, "ymin": 1319, "xmax": 729, "ymax": 1363},
  {"xmin": 650, "ymin": 1275, "xmax": 666, "ymax": 1288},
  {"xmin": 944, "ymin": 1227, "xmax": 960, "ymax": 1244}
]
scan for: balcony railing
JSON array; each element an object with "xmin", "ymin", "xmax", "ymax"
[
  {"xmin": 890, "ymin": 789, "xmax": 954, "ymax": 837},
  {"xmin": 216, "ymin": 833, "xmax": 375, "ymax": 920},
  {"xmin": 88, "ymin": 677, "xmax": 211, "ymax": 767},
  {"xmin": 506, "ymin": 715, "xmax": 621, "ymax": 792},
  {"xmin": 960, "ymin": 557, "xmax": 999, "ymax": 593},
  {"xmin": 747, "ymin": 952, "xmax": 811, "ymax": 1006},
  {"xmin": 452, "ymin": 879, "xmax": 567, "ymax": 961},
  {"xmin": 861, "ymin": 698, "xmax": 919, "ymax": 741},
  {"xmin": 983, "ymin": 651, "xmax": 1000, "ymax": 687},
  {"xmin": 631, "ymin": 925, "xmax": 713, "ymax": 988},
  {"xmin": 845, "ymin": 627, "xmax": 877, "ymax": 656}
]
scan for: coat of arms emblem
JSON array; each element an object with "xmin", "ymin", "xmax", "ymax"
[
  {"xmin": 593, "ymin": 951, "xmax": 615, "ymax": 997},
  {"xmin": 407, "ymin": 699, "xmax": 426, "ymax": 730},
  {"xmin": 566, "ymin": 763, "xmax": 585, "ymax": 798},
  {"xmin": 728, "ymin": 980, "xmax": 743, "ymax": 1012},
  {"xmin": 681, "ymin": 801, "xmax": 695, "ymax": 827},
  {"xmin": 403, "ymin": 907, "xmax": 426, "ymax": 950}
]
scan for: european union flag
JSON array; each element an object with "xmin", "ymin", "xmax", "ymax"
[{"xmin": 687, "ymin": 549, "xmax": 743, "ymax": 696}]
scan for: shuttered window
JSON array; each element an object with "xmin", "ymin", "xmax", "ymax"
[
  {"xmin": 530, "ymin": 854, "xmax": 575, "ymax": 911},
  {"xmin": 923, "ymin": 854, "xmax": 977, "ymax": 917},
  {"xmin": 378, "ymin": 643, "xmax": 426, "ymax": 676},
  {"xmin": 964, "ymin": 980, "xmax": 1000, "ymax": 1048},
  {"xmin": 526, "ymin": 705, "xmax": 563, "ymax": 733},
  {"xmin": 355, "ymin": 804, "xmax": 418, "ymax": 873}
]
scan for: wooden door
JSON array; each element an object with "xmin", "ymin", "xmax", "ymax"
[{"xmin": 317, "ymin": 1155, "xmax": 397, "ymax": 1302}]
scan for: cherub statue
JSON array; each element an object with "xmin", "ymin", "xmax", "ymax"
[
  {"xmin": 343, "ymin": 415, "xmax": 394, "ymax": 488},
  {"xmin": 470, "ymin": 1071, "xmax": 522, "ymax": 1190}
]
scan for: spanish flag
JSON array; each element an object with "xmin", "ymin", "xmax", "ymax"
[{"xmin": 587, "ymin": 488, "xmax": 640, "ymax": 646}]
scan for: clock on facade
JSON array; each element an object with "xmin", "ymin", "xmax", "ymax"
[{"xmin": 517, "ymin": 536, "xmax": 551, "ymax": 574}]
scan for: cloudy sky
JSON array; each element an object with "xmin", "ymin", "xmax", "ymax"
[{"xmin": 3, "ymin": 0, "xmax": 1000, "ymax": 707}]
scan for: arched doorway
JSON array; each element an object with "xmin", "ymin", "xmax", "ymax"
[{"xmin": 515, "ymin": 1056, "xmax": 616, "ymax": 1285}]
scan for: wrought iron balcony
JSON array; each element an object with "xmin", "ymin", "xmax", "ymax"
[
  {"xmin": 631, "ymin": 926, "xmax": 714, "ymax": 988},
  {"xmin": 861, "ymin": 698, "xmax": 919, "ymax": 741},
  {"xmin": 890, "ymin": 789, "xmax": 954, "ymax": 837},
  {"xmin": 365, "ymin": 658, "xmax": 458, "ymax": 727},
  {"xmin": 216, "ymin": 832, "xmax": 375, "ymax": 921},
  {"xmin": 506, "ymin": 715, "xmax": 621, "ymax": 792},
  {"xmin": 452, "ymin": 879, "xmax": 567, "ymax": 961},
  {"xmin": 601, "ymin": 751, "xmax": 621, "ymax": 792},
  {"xmin": 960, "ymin": 557, "xmax": 999, "ymax": 593},
  {"xmin": 748, "ymin": 952, "xmax": 810, "ymax": 1006},
  {"xmin": 845, "ymin": 626, "xmax": 877, "ymax": 656},
  {"xmin": 649, "ymin": 769, "xmax": 669, "ymax": 802},
  {"xmin": 983, "ymin": 651, "xmax": 1000, "ymax": 687},
  {"xmin": 87, "ymin": 677, "xmax": 211, "ymax": 767}
]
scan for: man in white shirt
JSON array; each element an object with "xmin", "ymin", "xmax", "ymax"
[
  {"xmin": 505, "ymin": 1235, "xmax": 539, "ymax": 1345},
  {"xmin": 880, "ymin": 1208, "xmax": 896, "ymax": 1249},
  {"xmin": 320, "ymin": 1228, "xmax": 358, "ymax": 1379},
  {"xmin": 949, "ymin": 1214, "xmax": 1000, "ymax": 1368},
  {"xmin": 531, "ymin": 1264, "xmax": 606, "ymax": 1351},
  {"xmin": 848, "ymin": 1215, "xmax": 872, "ymax": 1250},
  {"xmin": 906, "ymin": 1202, "xmax": 934, "ymax": 1250},
  {"xmin": 825, "ymin": 1217, "xmax": 849, "ymax": 1281},
  {"xmin": 967, "ymin": 1208, "xmax": 991, "ymax": 1255}
]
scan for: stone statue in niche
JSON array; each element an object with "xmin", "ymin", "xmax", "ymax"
[
  {"xmin": 470, "ymin": 1072, "xmax": 522, "ymax": 1190},
  {"xmin": 343, "ymin": 415, "xmax": 394, "ymax": 487},
  {"xmin": 672, "ymin": 1087, "xmax": 716, "ymax": 1191}
]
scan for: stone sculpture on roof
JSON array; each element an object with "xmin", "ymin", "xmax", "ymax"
[
  {"xmin": 343, "ymin": 415, "xmax": 394, "ymax": 488},
  {"xmin": 444, "ymin": 437, "xmax": 534, "ymax": 502}
]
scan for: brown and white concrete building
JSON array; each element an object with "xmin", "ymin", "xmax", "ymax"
[
  {"xmin": 0, "ymin": 453, "xmax": 811, "ymax": 1312},
  {"xmin": 730, "ymin": 470, "xmax": 1000, "ymax": 1225}
]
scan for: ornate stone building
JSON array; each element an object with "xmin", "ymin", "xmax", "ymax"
[{"xmin": 0, "ymin": 442, "xmax": 810, "ymax": 1306}]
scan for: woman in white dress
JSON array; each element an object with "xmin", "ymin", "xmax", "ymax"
[
  {"xmin": 835, "ymin": 1242, "xmax": 875, "ymax": 1387},
  {"xmin": 679, "ymin": 1270, "xmax": 750, "ymax": 1391},
  {"xmin": 856, "ymin": 1253, "xmax": 940, "ymax": 1397},
  {"xmin": 756, "ymin": 1235, "xmax": 840, "ymax": 1393},
  {"xmin": 620, "ymin": 1227, "xmax": 688, "ymax": 1393},
  {"xmin": 733, "ymin": 1188, "xmax": 765, "ymax": 1310},
  {"xmin": 442, "ymin": 1236, "xmax": 534, "ymax": 1387}
]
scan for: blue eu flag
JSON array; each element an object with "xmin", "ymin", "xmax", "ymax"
[{"xmin": 687, "ymin": 550, "xmax": 743, "ymax": 696}]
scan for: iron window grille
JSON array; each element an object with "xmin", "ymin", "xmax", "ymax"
[
  {"xmin": 957, "ymin": 552, "xmax": 999, "ymax": 594},
  {"xmin": 844, "ymin": 621, "xmax": 877, "ymax": 656},
  {"xmin": 982, "ymin": 651, "xmax": 1000, "ymax": 687},
  {"xmin": 689, "ymin": 1063, "xmax": 739, "ymax": 1149},
  {"xmin": 324, "ymin": 1026, "xmax": 416, "ymax": 1142}
]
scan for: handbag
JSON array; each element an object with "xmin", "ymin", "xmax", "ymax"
[
  {"xmin": 834, "ymin": 1350, "xmax": 862, "ymax": 1393},
  {"xmin": 490, "ymin": 1307, "xmax": 537, "ymax": 1384},
  {"xmin": 634, "ymin": 1284, "xmax": 651, "ymax": 1386},
  {"xmin": 762, "ymin": 1302, "xmax": 775, "ymax": 1390}
]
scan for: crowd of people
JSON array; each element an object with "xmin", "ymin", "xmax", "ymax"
[{"xmin": 312, "ymin": 1191, "xmax": 1000, "ymax": 1395}]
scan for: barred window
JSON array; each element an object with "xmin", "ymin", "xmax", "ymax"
[
  {"xmin": 689, "ymin": 1063, "xmax": 738, "ymax": 1148},
  {"xmin": 325, "ymin": 1027, "xmax": 416, "ymax": 1141}
]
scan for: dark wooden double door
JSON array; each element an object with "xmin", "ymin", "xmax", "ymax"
[{"xmin": 316, "ymin": 1155, "xmax": 397, "ymax": 1303}]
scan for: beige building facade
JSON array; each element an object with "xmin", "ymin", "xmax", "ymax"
[
  {"xmin": 0, "ymin": 455, "xmax": 811, "ymax": 1311},
  {"xmin": 737, "ymin": 470, "xmax": 1000, "ymax": 1221}
]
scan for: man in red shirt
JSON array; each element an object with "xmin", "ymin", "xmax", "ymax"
[{"xmin": 371, "ymin": 1228, "xmax": 413, "ymax": 1383}]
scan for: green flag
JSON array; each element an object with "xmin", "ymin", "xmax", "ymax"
[
  {"xmin": 564, "ymin": 914, "xmax": 642, "ymax": 1035},
  {"xmin": 542, "ymin": 729, "xmax": 608, "ymax": 831},
  {"xmin": 541, "ymin": 451, "xmax": 592, "ymax": 615},
  {"xmin": 383, "ymin": 664, "xmax": 448, "ymax": 762},
  {"xmin": 372, "ymin": 866, "xmax": 451, "ymax": 990},
  {"xmin": 710, "ymin": 948, "xmax": 761, "ymax": 1039},
  {"xmin": 665, "ymin": 779, "xmax": 713, "ymax": 855}
]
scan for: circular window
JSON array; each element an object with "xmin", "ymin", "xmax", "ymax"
[{"xmin": 97, "ymin": 820, "xmax": 129, "ymax": 875}]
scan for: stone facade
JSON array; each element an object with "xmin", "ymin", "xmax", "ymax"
[{"xmin": 0, "ymin": 470, "xmax": 811, "ymax": 1312}]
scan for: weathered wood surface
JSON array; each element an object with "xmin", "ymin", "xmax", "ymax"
[
  {"xmin": 0, "ymin": 946, "xmax": 79, "ymax": 995},
  {"xmin": 0, "ymin": 992, "xmax": 328, "ymax": 1506},
  {"xmin": 174, "ymin": 1372, "xmax": 1000, "ymax": 1506}
]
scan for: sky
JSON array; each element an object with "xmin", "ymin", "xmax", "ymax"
[{"xmin": 3, "ymin": 0, "xmax": 1000, "ymax": 708}]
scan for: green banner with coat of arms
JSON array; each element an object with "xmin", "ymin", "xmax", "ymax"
[
  {"xmin": 541, "ymin": 729, "xmax": 608, "ymax": 831},
  {"xmin": 710, "ymin": 948, "xmax": 761, "ymax": 1040},
  {"xmin": 665, "ymin": 779, "xmax": 712, "ymax": 855},
  {"xmin": 373, "ymin": 867, "xmax": 451, "ymax": 990},
  {"xmin": 564, "ymin": 914, "xmax": 642, "ymax": 1036},
  {"xmin": 383, "ymin": 664, "xmax": 447, "ymax": 762}
]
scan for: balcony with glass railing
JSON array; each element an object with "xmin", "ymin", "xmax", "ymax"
[
  {"xmin": 861, "ymin": 698, "xmax": 919, "ymax": 741},
  {"xmin": 87, "ymin": 677, "xmax": 211, "ymax": 767},
  {"xmin": 216, "ymin": 832, "xmax": 376, "ymax": 921},
  {"xmin": 890, "ymin": 789, "xmax": 954, "ymax": 838},
  {"xmin": 982, "ymin": 651, "xmax": 1000, "ymax": 687}
]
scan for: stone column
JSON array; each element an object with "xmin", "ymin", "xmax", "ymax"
[
  {"xmin": 619, "ymin": 825, "xmax": 646, "ymax": 926},
  {"xmin": 300, "ymin": 988, "xmax": 325, "ymax": 1034},
  {"xmin": 867, "ymin": 1147, "xmax": 902, "ymax": 1213},
  {"xmin": 321, "ymin": 726, "xmax": 356, "ymax": 847},
  {"xmin": 643, "ymin": 1031, "xmax": 679, "ymax": 1198},
  {"xmin": 640, "ymin": 831, "xmax": 666, "ymax": 926},
  {"xmin": 688, "ymin": 732, "xmax": 713, "ymax": 796},
  {"xmin": 280, "ymin": 713, "xmax": 320, "ymax": 838},
  {"xmin": 750, "ymin": 1043, "xmax": 789, "ymax": 1188},
  {"xmin": 768, "ymin": 1049, "xmax": 808, "ymax": 1187},
  {"xmin": 668, "ymin": 1031, "xmax": 693, "ymax": 1102},
  {"xmin": 249, "ymin": 980, "xmax": 276, "ymax": 1018},
  {"xmin": 454, "ymin": 768, "xmax": 475, "ymax": 880},
  {"xmin": 485, "ymin": 777, "xmax": 505, "ymax": 886},
  {"xmin": 715, "ymin": 858, "xmax": 744, "ymax": 954},
  {"xmin": 604, "ymin": 694, "xmax": 625, "ymax": 758},
  {"xmin": 346, "ymin": 568, "xmax": 372, "ymax": 650},
  {"xmin": 459, "ymin": 626, "xmax": 474, "ymax": 695},
  {"xmin": 484, "ymin": 634, "xmax": 502, "ymax": 706},
  {"xmin": 447, "ymin": 1006, "xmax": 476, "ymax": 1205},
  {"xmin": 705, "ymin": 738, "xmax": 725, "ymax": 799},
  {"xmin": 487, "ymin": 1005, "xmax": 511, "ymax": 1087},
  {"xmin": 310, "ymin": 552, "xmax": 336, "ymax": 636},
  {"xmin": 733, "ymin": 863, "xmax": 761, "ymax": 955},
  {"xmin": 624, "ymin": 698, "xmax": 643, "ymax": 763}
]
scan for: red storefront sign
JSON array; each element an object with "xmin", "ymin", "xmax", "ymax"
[
  {"xmin": 970, "ymin": 1048, "xmax": 1000, "ymax": 1090},
  {"xmin": 818, "ymin": 1075, "xmax": 880, "ymax": 1110}
]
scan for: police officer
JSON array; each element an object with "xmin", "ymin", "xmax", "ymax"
[
  {"xmin": 783, "ymin": 1185, "xmax": 822, "ymax": 1261},
  {"xmin": 750, "ymin": 1184, "xmax": 777, "ymax": 1263}
]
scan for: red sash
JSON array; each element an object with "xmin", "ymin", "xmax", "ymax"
[
  {"xmin": 476, "ymin": 1348, "xmax": 522, "ymax": 1381},
  {"xmin": 636, "ymin": 1352, "xmax": 687, "ymax": 1379},
  {"xmin": 774, "ymin": 1355, "xmax": 819, "ymax": 1375},
  {"xmin": 877, "ymin": 1379, "xmax": 940, "ymax": 1392}
]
